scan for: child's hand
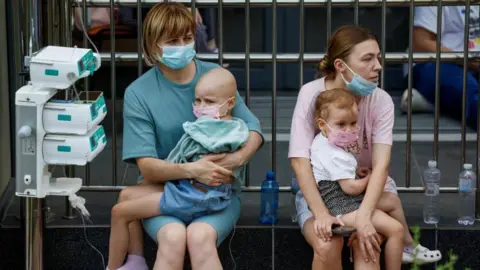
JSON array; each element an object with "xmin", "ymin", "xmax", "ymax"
[{"xmin": 356, "ymin": 166, "xmax": 371, "ymax": 178}]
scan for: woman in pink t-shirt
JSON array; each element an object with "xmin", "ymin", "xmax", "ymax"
[{"xmin": 289, "ymin": 25, "xmax": 442, "ymax": 268}]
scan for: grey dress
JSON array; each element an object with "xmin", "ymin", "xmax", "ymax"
[{"xmin": 318, "ymin": 178, "xmax": 364, "ymax": 217}]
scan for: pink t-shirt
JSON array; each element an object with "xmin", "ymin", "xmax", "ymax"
[{"xmin": 288, "ymin": 77, "xmax": 394, "ymax": 170}]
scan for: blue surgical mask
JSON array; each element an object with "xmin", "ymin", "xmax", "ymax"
[
  {"xmin": 340, "ymin": 62, "xmax": 378, "ymax": 96},
  {"xmin": 157, "ymin": 43, "xmax": 196, "ymax": 69}
]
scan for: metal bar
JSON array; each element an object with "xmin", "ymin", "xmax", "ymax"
[
  {"xmin": 244, "ymin": 0, "xmax": 251, "ymax": 187},
  {"xmin": 191, "ymin": 0, "xmax": 196, "ymax": 22},
  {"xmin": 405, "ymin": 0, "xmax": 414, "ymax": 188},
  {"xmin": 272, "ymin": 0, "xmax": 277, "ymax": 174},
  {"xmin": 433, "ymin": 0, "xmax": 442, "ymax": 161},
  {"xmin": 63, "ymin": 166, "xmax": 76, "ymax": 219},
  {"xmin": 25, "ymin": 197, "xmax": 44, "ymax": 270},
  {"xmin": 110, "ymin": 0, "xmax": 118, "ymax": 186},
  {"xmin": 354, "ymin": 0, "xmax": 359, "ymax": 25},
  {"xmin": 299, "ymin": 0, "xmax": 304, "ymax": 88},
  {"xmin": 477, "ymin": 73, "xmax": 480, "ymax": 219},
  {"xmin": 218, "ymin": 0, "xmax": 224, "ymax": 66},
  {"xmin": 137, "ymin": 0, "xmax": 143, "ymax": 77},
  {"xmin": 61, "ymin": 0, "xmax": 75, "ymax": 220},
  {"xmin": 326, "ymin": 0, "xmax": 331, "ymax": 40},
  {"xmin": 98, "ymin": 52, "xmax": 478, "ymax": 63},
  {"xmin": 461, "ymin": 0, "xmax": 470, "ymax": 165},
  {"xmin": 74, "ymin": 0, "xmax": 473, "ymax": 8},
  {"xmin": 23, "ymin": 0, "xmax": 44, "ymax": 268},
  {"xmin": 380, "ymin": 0, "xmax": 386, "ymax": 89},
  {"xmin": 0, "ymin": 0, "xmax": 12, "ymax": 230},
  {"xmin": 82, "ymin": 0, "xmax": 91, "ymax": 186},
  {"xmin": 79, "ymin": 185, "xmax": 460, "ymax": 193}
]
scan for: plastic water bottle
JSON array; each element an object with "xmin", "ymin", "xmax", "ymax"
[
  {"xmin": 458, "ymin": 163, "xmax": 476, "ymax": 225},
  {"xmin": 423, "ymin": 160, "xmax": 441, "ymax": 224},
  {"xmin": 260, "ymin": 171, "xmax": 279, "ymax": 225},
  {"xmin": 290, "ymin": 175, "xmax": 300, "ymax": 223}
]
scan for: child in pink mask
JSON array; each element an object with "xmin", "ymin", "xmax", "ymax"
[
  {"xmin": 107, "ymin": 68, "xmax": 249, "ymax": 270},
  {"xmin": 311, "ymin": 88, "xmax": 404, "ymax": 270}
]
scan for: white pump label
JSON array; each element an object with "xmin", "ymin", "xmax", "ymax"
[{"xmin": 22, "ymin": 137, "xmax": 36, "ymax": 155}]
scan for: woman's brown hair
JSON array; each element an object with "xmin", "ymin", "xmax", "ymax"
[
  {"xmin": 142, "ymin": 3, "xmax": 196, "ymax": 66},
  {"xmin": 317, "ymin": 25, "xmax": 378, "ymax": 80}
]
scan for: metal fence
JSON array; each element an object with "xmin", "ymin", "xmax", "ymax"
[
  {"xmin": 67, "ymin": 0, "xmax": 480, "ymax": 192},
  {"xmin": 7, "ymin": 0, "xmax": 480, "ymax": 268}
]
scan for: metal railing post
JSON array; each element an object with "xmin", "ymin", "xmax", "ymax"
[
  {"xmin": 22, "ymin": 0, "xmax": 45, "ymax": 269},
  {"xmin": 59, "ymin": 0, "xmax": 76, "ymax": 220}
]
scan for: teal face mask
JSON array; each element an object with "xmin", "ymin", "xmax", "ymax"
[
  {"xmin": 157, "ymin": 43, "xmax": 196, "ymax": 69},
  {"xmin": 340, "ymin": 62, "xmax": 378, "ymax": 96}
]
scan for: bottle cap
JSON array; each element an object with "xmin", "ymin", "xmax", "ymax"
[
  {"xmin": 428, "ymin": 160, "xmax": 437, "ymax": 168},
  {"xmin": 266, "ymin": 171, "xmax": 275, "ymax": 180},
  {"xmin": 464, "ymin": 163, "xmax": 472, "ymax": 170}
]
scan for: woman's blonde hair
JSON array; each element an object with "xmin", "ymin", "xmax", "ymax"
[{"xmin": 142, "ymin": 3, "xmax": 196, "ymax": 66}]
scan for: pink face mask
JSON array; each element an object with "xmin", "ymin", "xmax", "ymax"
[
  {"xmin": 323, "ymin": 122, "xmax": 359, "ymax": 148},
  {"xmin": 192, "ymin": 98, "xmax": 231, "ymax": 119}
]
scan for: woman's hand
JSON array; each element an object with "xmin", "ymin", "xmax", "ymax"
[
  {"xmin": 313, "ymin": 212, "xmax": 345, "ymax": 242},
  {"xmin": 354, "ymin": 214, "xmax": 382, "ymax": 263},
  {"xmin": 202, "ymin": 152, "xmax": 245, "ymax": 176},
  {"xmin": 187, "ymin": 154, "xmax": 233, "ymax": 186},
  {"xmin": 356, "ymin": 167, "xmax": 371, "ymax": 178}
]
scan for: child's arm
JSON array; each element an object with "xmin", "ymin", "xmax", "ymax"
[{"xmin": 338, "ymin": 177, "xmax": 369, "ymax": 196}]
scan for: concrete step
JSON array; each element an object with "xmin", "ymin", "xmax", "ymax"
[{"xmin": 0, "ymin": 227, "xmax": 478, "ymax": 270}]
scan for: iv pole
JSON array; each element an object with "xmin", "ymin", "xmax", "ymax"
[{"xmin": 23, "ymin": 0, "xmax": 44, "ymax": 269}]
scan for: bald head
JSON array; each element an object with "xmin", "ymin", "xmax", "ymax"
[
  {"xmin": 195, "ymin": 67, "xmax": 237, "ymax": 99},
  {"xmin": 194, "ymin": 68, "xmax": 238, "ymax": 119}
]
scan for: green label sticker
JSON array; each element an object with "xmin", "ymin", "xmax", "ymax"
[
  {"xmin": 57, "ymin": 114, "xmax": 71, "ymax": 121},
  {"xmin": 57, "ymin": 145, "xmax": 71, "ymax": 152},
  {"xmin": 45, "ymin": 69, "xmax": 59, "ymax": 76}
]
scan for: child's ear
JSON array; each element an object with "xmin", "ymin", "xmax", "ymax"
[
  {"xmin": 316, "ymin": 118, "xmax": 327, "ymax": 133},
  {"xmin": 228, "ymin": 96, "xmax": 236, "ymax": 110}
]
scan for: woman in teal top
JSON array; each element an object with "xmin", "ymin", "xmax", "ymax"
[{"xmin": 117, "ymin": 3, "xmax": 263, "ymax": 270}]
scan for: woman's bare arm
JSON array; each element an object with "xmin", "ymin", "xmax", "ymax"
[
  {"xmin": 357, "ymin": 143, "xmax": 391, "ymax": 218},
  {"xmin": 291, "ymin": 158, "xmax": 329, "ymax": 218}
]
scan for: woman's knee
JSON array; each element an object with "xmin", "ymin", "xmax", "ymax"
[
  {"xmin": 312, "ymin": 237, "xmax": 344, "ymax": 263},
  {"xmin": 186, "ymin": 223, "xmax": 217, "ymax": 255},
  {"xmin": 303, "ymin": 218, "xmax": 343, "ymax": 262},
  {"xmin": 156, "ymin": 223, "xmax": 187, "ymax": 253},
  {"xmin": 381, "ymin": 192, "xmax": 402, "ymax": 212}
]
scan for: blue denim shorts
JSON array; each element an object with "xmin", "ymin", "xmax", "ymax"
[
  {"xmin": 160, "ymin": 180, "xmax": 232, "ymax": 223},
  {"xmin": 143, "ymin": 195, "xmax": 241, "ymax": 247}
]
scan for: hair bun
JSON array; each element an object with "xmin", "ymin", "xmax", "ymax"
[{"xmin": 318, "ymin": 55, "xmax": 332, "ymax": 73}]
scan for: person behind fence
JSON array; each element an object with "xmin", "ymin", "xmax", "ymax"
[
  {"xmin": 114, "ymin": 3, "xmax": 263, "ymax": 270},
  {"xmin": 310, "ymin": 88, "xmax": 404, "ymax": 269},
  {"xmin": 289, "ymin": 25, "xmax": 442, "ymax": 269},
  {"xmin": 400, "ymin": 5, "xmax": 480, "ymax": 129},
  {"xmin": 107, "ymin": 67, "xmax": 249, "ymax": 270}
]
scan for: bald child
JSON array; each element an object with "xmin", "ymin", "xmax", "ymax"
[{"xmin": 193, "ymin": 67, "xmax": 238, "ymax": 120}]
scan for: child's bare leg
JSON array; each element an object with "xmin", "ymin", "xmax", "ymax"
[
  {"xmin": 377, "ymin": 192, "xmax": 414, "ymax": 246},
  {"xmin": 340, "ymin": 210, "xmax": 404, "ymax": 270},
  {"xmin": 108, "ymin": 185, "xmax": 164, "ymax": 269},
  {"xmin": 118, "ymin": 184, "xmax": 164, "ymax": 256},
  {"xmin": 371, "ymin": 210, "xmax": 404, "ymax": 270}
]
